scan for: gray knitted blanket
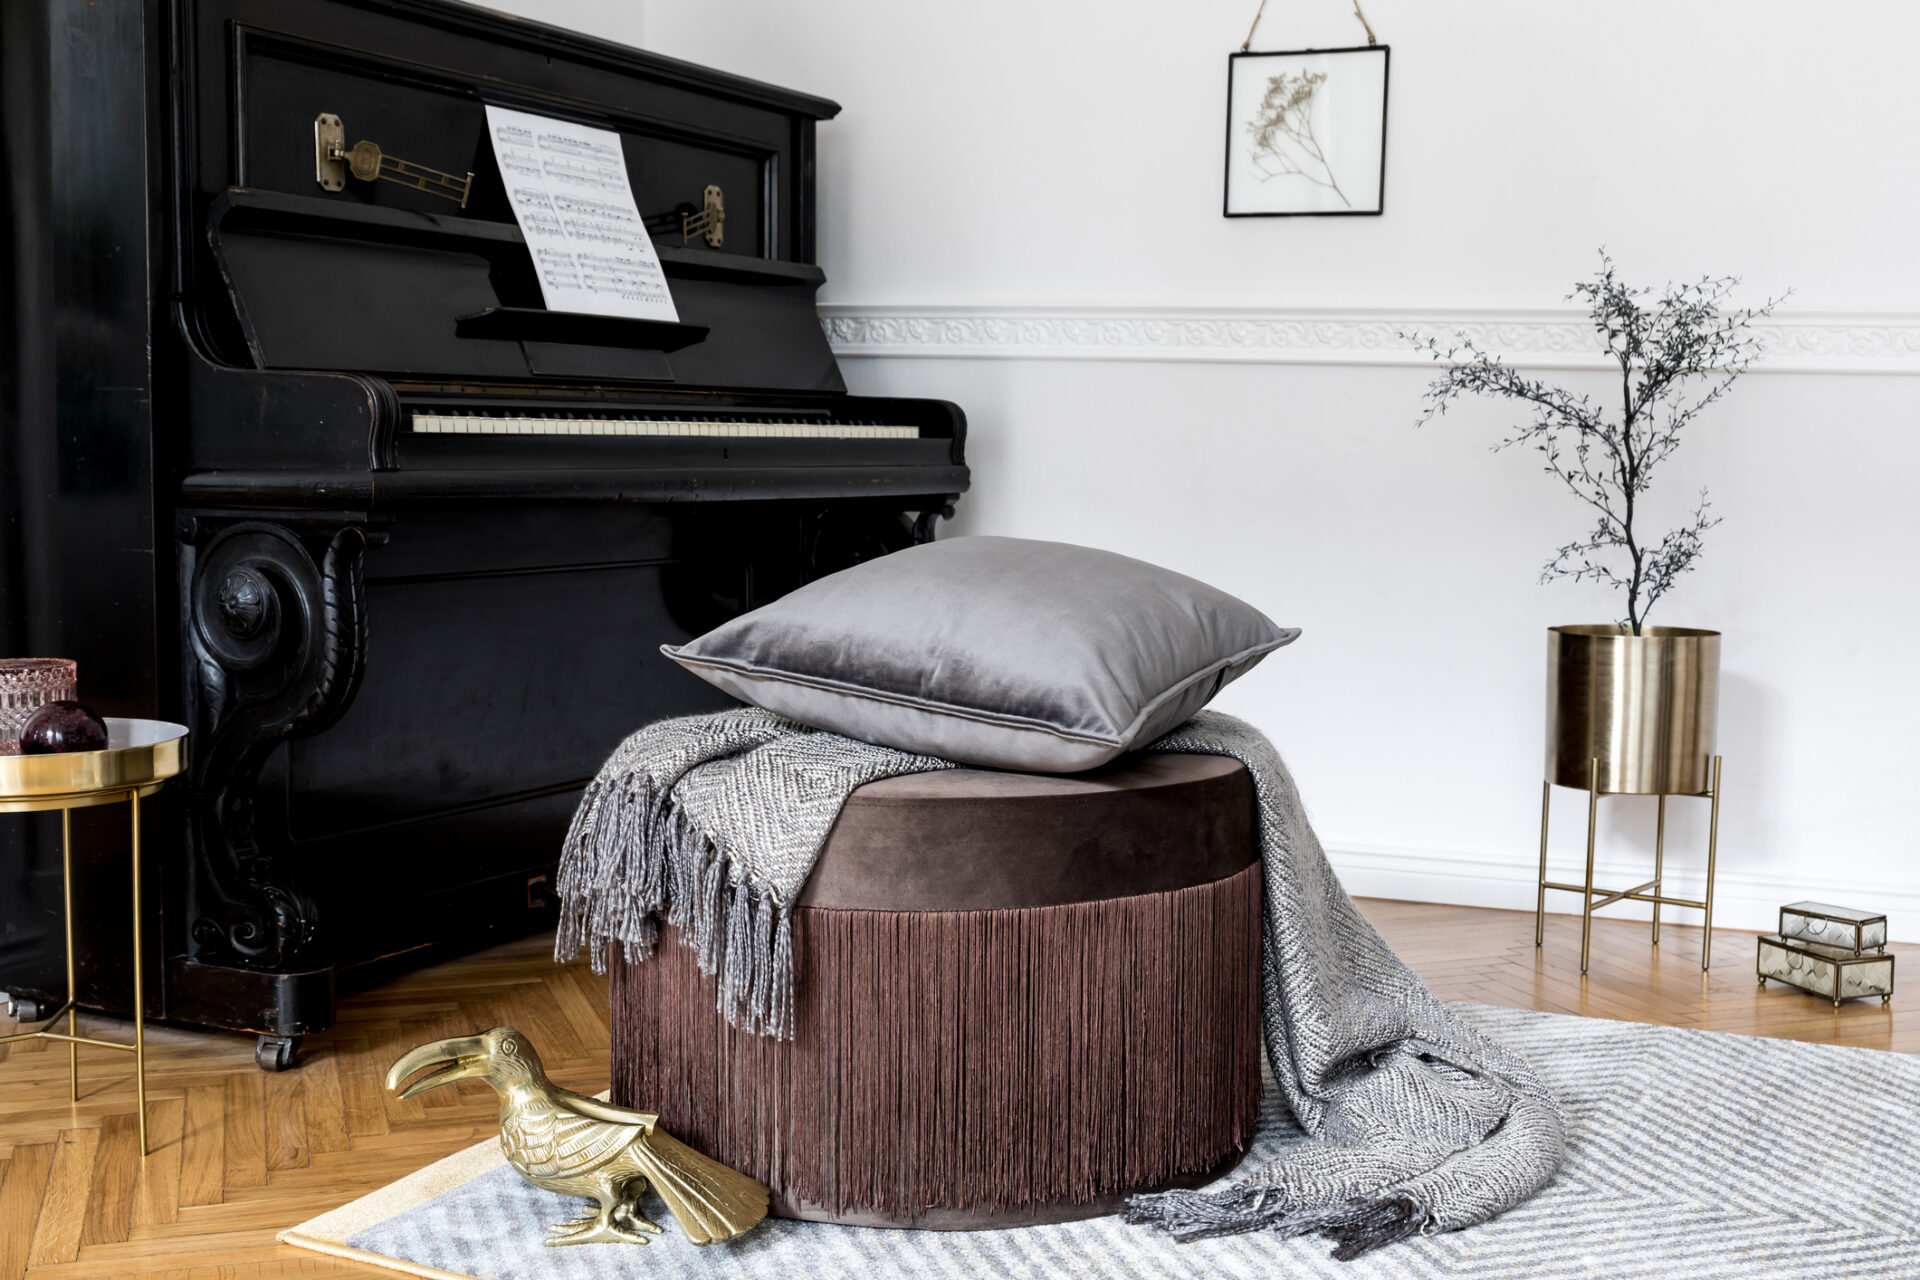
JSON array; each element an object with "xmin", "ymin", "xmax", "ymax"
[{"xmin": 554, "ymin": 707, "xmax": 1563, "ymax": 1258}]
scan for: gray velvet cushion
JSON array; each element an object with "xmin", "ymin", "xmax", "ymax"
[{"xmin": 662, "ymin": 536, "xmax": 1298, "ymax": 772}]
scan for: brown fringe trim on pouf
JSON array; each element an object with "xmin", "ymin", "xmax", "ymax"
[{"xmin": 610, "ymin": 862, "xmax": 1263, "ymax": 1228}]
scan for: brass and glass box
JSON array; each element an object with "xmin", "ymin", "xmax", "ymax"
[
  {"xmin": 1778, "ymin": 901, "xmax": 1887, "ymax": 955},
  {"xmin": 1756, "ymin": 933, "xmax": 1894, "ymax": 1008}
]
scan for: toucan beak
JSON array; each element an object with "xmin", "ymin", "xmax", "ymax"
[{"xmin": 386, "ymin": 1034, "xmax": 491, "ymax": 1100}]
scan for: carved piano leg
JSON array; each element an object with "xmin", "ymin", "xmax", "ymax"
[
  {"xmin": 912, "ymin": 501, "xmax": 958, "ymax": 546},
  {"xmin": 176, "ymin": 517, "xmax": 375, "ymax": 1058}
]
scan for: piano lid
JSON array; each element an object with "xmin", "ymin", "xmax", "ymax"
[{"xmin": 175, "ymin": 0, "xmax": 846, "ymax": 393}]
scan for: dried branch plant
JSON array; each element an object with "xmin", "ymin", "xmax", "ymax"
[
  {"xmin": 1246, "ymin": 70, "xmax": 1350, "ymax": 207},
  {"xmin": 1407, "ymin": 253, "xmax": 1784, "ymax": 634}
]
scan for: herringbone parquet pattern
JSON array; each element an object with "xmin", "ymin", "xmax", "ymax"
[
  {"xmin": 0, "ymin": 904, "xmax": 1912, "ymax": 1279},
  {"xmin": 0, "ymin": 939, "xmax": 615, "ymax": 1280}
]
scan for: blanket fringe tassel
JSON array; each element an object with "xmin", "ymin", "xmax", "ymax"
[
  {"xmin": 1124, "ymin": 1187, "xmax": 1425, "ymax": 1260},
  {"xmin": 555, "ymin": 770, "xmax": 796, "ymax": 1038}
]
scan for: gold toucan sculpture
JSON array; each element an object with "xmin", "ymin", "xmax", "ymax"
[{"xmin": 386, "ymin": 1026, "xmax": 769, "ymax": 1246}]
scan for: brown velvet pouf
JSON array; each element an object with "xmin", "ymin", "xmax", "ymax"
[{"xmin": 609, "ymin": 753, "xmax": 1264, "ymax": 1229}]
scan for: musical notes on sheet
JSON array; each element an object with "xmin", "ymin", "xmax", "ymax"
[{"xmin": 484, "ymin": 105, "xmax": 678, "ymax": 322}]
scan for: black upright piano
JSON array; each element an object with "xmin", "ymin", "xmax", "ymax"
[{"xmin": 0, "ymin": 0, "xmax": 966, "ymax": 1068}]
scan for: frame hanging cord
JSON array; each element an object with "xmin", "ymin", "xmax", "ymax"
[{"xmin": 1241, "ymin": 0, "xmax": 1378, "ymax": 52}]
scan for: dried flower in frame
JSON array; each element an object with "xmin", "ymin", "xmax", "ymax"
[
  {"xmin": 1246, "ymin": 70, "xmax": 1349, "ymax": 207},
  {"xmin": 1224, "ymin": 47, "xmax": 1388, "ymax": 218}
]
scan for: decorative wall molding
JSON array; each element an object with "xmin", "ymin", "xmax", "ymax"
[
  {"xmin": 1324, "ymin": 842, "xmax": 1920, "ymax": 941},
  {"xmin": 822, "ymin": 305, "xmax": 1920, "ymax": 374}
]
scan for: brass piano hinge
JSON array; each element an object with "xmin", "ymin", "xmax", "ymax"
[
  {"xmin": 314, "ymin": 113, "xmax": 474, "ymax": 208},
  {"xmin": 681, "ymin": 185, "xmax": 724, "ymax": 248},
  {"xmin": 643, "ymin": 187, "xmax": 725, "ymax": 248}
]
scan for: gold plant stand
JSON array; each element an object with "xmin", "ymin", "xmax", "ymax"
[
  {"xmin": 1537, "ymin": 625, "xmax": 1723, "ymax": 977},
  {"xmin": 0, "ymin": 719, "xmax": 188, "ymax": 1157},
  {"xmin": 1535, "ymin": 755, "xmax": 1723, "ymax": 976}
]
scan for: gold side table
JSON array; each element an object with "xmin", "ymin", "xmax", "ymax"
[{"xmin": 0, "ymin": 719, "xmax": 188, "ymax": 1157}]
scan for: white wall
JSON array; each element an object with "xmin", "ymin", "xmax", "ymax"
[
  {"xmin": 634, "ymin": 0, "xmax": 1920, "ymax": 312},
  {"xmin": 501, "ymin": 0, "xmax": 1920, "ymax": 939}
]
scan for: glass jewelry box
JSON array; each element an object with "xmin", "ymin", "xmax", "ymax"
[
  {"xmin": 1778, "ymin": 900, "xmax": 1888, "ymax": 955},
  {"xmin": 1757, "ymin": 932, "xmax": 1894, "ymax": 1007}
]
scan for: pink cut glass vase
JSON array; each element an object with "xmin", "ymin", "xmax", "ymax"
[{"xmin": 0, "ymin": 658, "xmax": 78, "ymax": 755}]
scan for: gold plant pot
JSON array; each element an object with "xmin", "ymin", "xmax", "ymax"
[{"xmin": 1545, "ymin": 624, "xmax": 1719, "ymax": 796}]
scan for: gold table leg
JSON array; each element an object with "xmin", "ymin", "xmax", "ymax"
[
  {"xmin": 1651, "ymin": 794, "xmax": 1666, "ymax": 947},
  {"xmin": 1580, "ymin": 757, "xmax": 1599, "ymax": 975},
  {"xmin": 129, "ymin": 788, "xmax": 147, "ymax": 1157},
  {"xmin": 1535, "ymin": 780, "xmax": 1552, "ymax": 948},
  {"xmin": 36, "ymin": 792, "xmax": 153, "ymax": 1154},
  {"xmin": 62, "ymin": 809, "xmax": 78, "ymax": 1102}
]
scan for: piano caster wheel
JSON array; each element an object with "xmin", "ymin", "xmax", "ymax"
[
  {"xmin": 3, "ymin": 994, "xmax": 44, "ymax": 1022},
  {"xmin": 256, "ymin": 1034, "xmax": 302, "ymax": 1072}
]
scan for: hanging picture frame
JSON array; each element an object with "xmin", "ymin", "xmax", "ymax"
[{"xmin": 1224, "ymin": 44, "xmax": 1389, "ymax": 217}]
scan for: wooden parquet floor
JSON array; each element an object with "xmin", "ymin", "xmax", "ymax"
[
  {"xmin": 0, "ymin": 901, "xmax": 1912, "ymax": 1279},
  {"xmin": 1367, "ymin": 899, "xmax": 1918, "ymax": 1054}
]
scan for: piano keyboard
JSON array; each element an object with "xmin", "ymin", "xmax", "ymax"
[{"xmin": 411, "ymin": 413, "xmax": 919, "ymax": 439}]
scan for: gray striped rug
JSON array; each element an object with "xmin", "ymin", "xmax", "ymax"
[{"xmin": 295, "ymin": 1004, "xmax": 1920, "ymax": 1278}]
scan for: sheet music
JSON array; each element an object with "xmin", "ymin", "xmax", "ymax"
[{"xmin": 484, "ymin": 104, "xmax": 678, "ymax": 322}]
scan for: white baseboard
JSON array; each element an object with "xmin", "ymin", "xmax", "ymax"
[{"xmin": 1327, "ymin": 842, "xmax": 1920, "ymax": 942}]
